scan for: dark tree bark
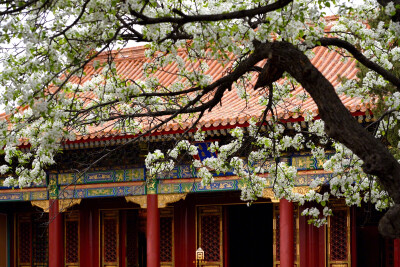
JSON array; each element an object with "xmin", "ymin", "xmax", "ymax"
[{"xmin": 253, "ymin": 41, "xmax": 400, "ymax": 238}]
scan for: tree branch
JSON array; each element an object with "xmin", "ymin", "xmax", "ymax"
[
  {"xmin": 130, "ymin": 0, "xmax": 293, "ymax": 25},
  {"xmin": 255, "ymin": 40, "xmax": 400, "ymax": 238},
  {"xmin": 318, "ymin": 37, "xmax": 400, "ymax": 90}
]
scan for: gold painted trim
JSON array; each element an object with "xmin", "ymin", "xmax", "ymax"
[
  {"xmin": 125, "ymin": 193, "xmax": 187, "ymax": 208},
  {"xmin": 263, "ymin": 186, "xmax": 319, "ymax": 203},
  {"xmin": 31, "ymin": 199, "xmax": 82, "ymax": 212},
  {"xmin": 31, "ymin": 200, "xmax": 49, "ymax": 212},
  {"xmin": 158, "ymin": 193, "xmax": 187, "ymax": 208},
  {"xmin": 125, "ymin": 195, "xmax": 147, "ymax": 208},
  {"xmin": 60, "ymin": 199, "xmax": 82, "ymax": 211},
  {"xmin": 292, "ymin": 186, "xmax": 311, "ymax": 195},
  {"xmin": 292, "ymin": 185, "xmax": 321, "ymax": 195},
  {"xmin": 262, "ymin": 188, "xmax": 279, "ymax": 202}
]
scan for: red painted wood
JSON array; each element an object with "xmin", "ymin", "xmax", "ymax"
[
  {"xmin": 93, "ymin": 209, "xmax": 100, "ymax": 267},
  {"xmin": 174, "ymin": 200, "xmax": 191, "ymax": 267},
  {"xmin": 147, "ymin": 194, "xmax": 160, "ymax": 267},
  {"xmin": 280, "ymin": 199, "xmax": 294, "ymax": 267},
  {"xmin": 351, "ymin": 207, "xmax": 357, "ymax": 267},
  {"xmin": 120, "ymin": 211, "xmax": 127, "ymax": 267},
  {"xmin": 395, "ymin": 239, "xmax": 400, "ymax": 267},
  {"xmin": 312, "ymin": 224, "xmax": 320, "ymax": 267},
  {"xmin": 174, "ymin": 202, "xmax": 183, "ymax": 267},
  {"xmin": 80, "ymin": 208, "xmax": 93, "ymax": 267},
  {"xmin": 223, "ymin": 206, "xmax": 229, "ymax": 267},
  {"xmin": 318, "ymin": 224, "xmax": 325, "ymax": 267},
  {"xmin": 187, "ymin": 198, "xmax": 196, "ymax": 267},
  {"xmin": 49, "ymin": 199, "xmax": 63, "ymax": 267},
  {"xmin": 308, "ymin": 223, "xmax": 315, "ymax": 267},
  {"xmin": 299, "ymin": 208, "xmax": 308, "ymax": 267}
]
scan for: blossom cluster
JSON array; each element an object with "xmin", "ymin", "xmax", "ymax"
[{"xmin": 0, "ymin": 0, "xmax": 397, "ymax": 226}]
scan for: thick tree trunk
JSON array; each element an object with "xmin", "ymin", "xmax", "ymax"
[{"xmin": 255, "ymin": 41, "xmax": 400, "ymax": 238}]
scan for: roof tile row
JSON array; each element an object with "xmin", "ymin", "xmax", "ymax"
[{"xmin": 66, "ymin": 44, "xmax": 367, "ymax": 142}]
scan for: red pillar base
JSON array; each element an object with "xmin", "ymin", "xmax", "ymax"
[
  {"xmin": 147, "ymin": 194, "xmax": 160, "ymax": 267},
  {"xmin": 49, "ymin": 199, "xmax": 63, "ymax": 267},
  {"xmin": 280, "ymin": 199, "xmax": 294, "ymax": 267}
]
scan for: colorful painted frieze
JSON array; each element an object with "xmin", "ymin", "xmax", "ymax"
[
  {"xmin": 60, "ymin": 183, "xmax": 146, "ymax": 199},
  {"xmin": 58, "ymin": 167, "xmax": 145, "ymax": 186},
  {"xmin": 0, "ymin": 189, "xmax": 48, "ymax": 202},
  {"xmin": 157, "ymin": 165, "xmax": 196, "ymax": 179}
]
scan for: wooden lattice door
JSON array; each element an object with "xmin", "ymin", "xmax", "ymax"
[
  {"xmin": 65, "ymin": 211, "xmax": 80, "ymax": 266},
  {"xmin": 101, "ymin": 211, "xmax": 119, "ymax": 267},
  {"xmin": 17, "ymin": 213, "xmax": 49, "ymax": 267},
  {"xmin": 198, "ymin": 206, "xmax": 223, "ymax": 267},
  {"xmin": 101, "ymin": 209, "xmax": 149, "ymax": 267},
  {"xmin": 17, "ymin": 214, "xmax": 32, "ymax": 267},
  {"xmin": 273, "ymin": 204, "xmax": 300, "ymax": 267},
  {"xmin": 327, "ymin": 206, "xmax": 350, "ymax": 267},
  {"xmin": 160, "ymin": 208, "xmax": 174, "ymax": 267}
]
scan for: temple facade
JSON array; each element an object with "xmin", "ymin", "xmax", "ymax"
[
  {"xmin": 0, "ymin": 140, "xmax": 398, "ymax": 267},
  {"xmin": 0, "ymin": 45, "xmax": 399, "ymax": 267}
]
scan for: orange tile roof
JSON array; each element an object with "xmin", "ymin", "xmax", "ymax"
[{"xmin": 38, "ymin": 44, "xmax": 370, "ymax": 144}]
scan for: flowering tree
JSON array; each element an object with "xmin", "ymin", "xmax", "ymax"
[{"xmin": 1, "ymin": 0, "xmax": 400, "ymax": 237}]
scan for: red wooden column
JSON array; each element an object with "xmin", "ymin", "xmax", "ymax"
[
  {"xmin": 147, "ymin": 194, "xmax": 160, "ymax": 267},
  {"xmin": 280, "ymin": 199, "xmax": 294, "ymax": 267},
  {"xmin": 395, "ymin": 239, "xmax": 400, "ymax": 267},
  {"xmin": 49, "ymin": 199, "xmax": 63, "ymax": 267}
]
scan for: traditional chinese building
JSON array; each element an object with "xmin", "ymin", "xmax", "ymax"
[{"xmin": 0, "ymin": 45, "xmax": 399, "ymax": 267}]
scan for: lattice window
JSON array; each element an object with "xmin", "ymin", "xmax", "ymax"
[
  {"xmin": 65, "ymin": 219, "xmax": 79, "ymax": 264},
  {"xmin": 102, "ymin": 211, "xmax": 119, "ymax": 266},
  {"xmin": 18, "ymin": 219, "xmax": 32, "ymax": 264},
  {"xmin": 160, "ymin": 216, "xmax": 173, "ymax": 262},
  {"xmin": 17, "ymin": 213, "xmax": 50, "ymax": 267},
  {"xmin": 32, "ymin": 214, "xmax": 49, "ymax": 266},
  {"xmin": 198, "ymin": 206, "xmax": 222, "ymax": 266},
  {"xmin": 104, "ymin": 219, "xmax": 118, "ymax": 262},
  {"xmin": 330, "ymin": 210, "xmax": 348, "ymax": 261},
  {"xmin": 201, "ymin": 215, "xmax": 221, "ymax": 262}
]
